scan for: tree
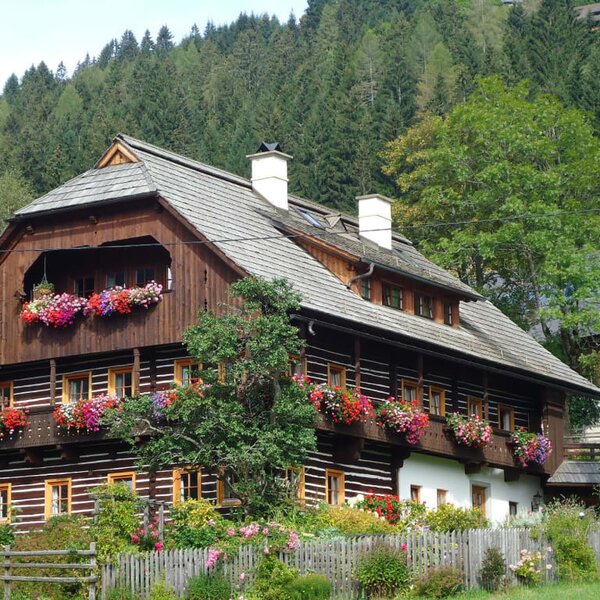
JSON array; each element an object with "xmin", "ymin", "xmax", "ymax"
[
  {"xmin": 156, "ymin": 25, "xmax": 175, "ymax": 57},
  {"xmin": 0, "ymin": 169, "xmax": 34, "ymax": 224},
  {"xmin": 106, "ymin": 277, "xmax": 317, "ymax": 517},
  {"xmin": 383, "ymin": 77, "xmax": 600, "ymax": 374}
]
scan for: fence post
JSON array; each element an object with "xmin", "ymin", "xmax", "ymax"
[
  {"xmin": 159, "ymin": 503, "xmax": 165, "ymax": 540},
  {"xmin": 3, "ymin": 545, "xmax": 10, "ymax": 600},
  {"xmin": 89, "ymin": 542, "xmax": 97, "ymax": 600}
]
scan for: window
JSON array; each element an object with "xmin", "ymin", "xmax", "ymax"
[
  {"xmin": 136, "ymin": 268, "xmax": 155, "ymax": 286},
  {"xmin": 325, "ymin": 469, "xmax": 345, "ymax": 505},
  {"xmin": 414, "ymin": 293, "xmax": 434, "ymax": 319},
  {"xmin": 401, "ymin": 380, "xmax": 419, "ymax": 403},
  {"xmin": 498, "ymin": 405, "xmax": 515, "ymax": 431},
  {"xmin": 106, "ymin": 271, "xmax": 126, "ymax": 288},
  {"xmin": 382, "ymin": 282, "xmax": 403, "ymax": 310},
  {"xmin": 0, "ymin": 484, "xmax": 11, "ymax": 522},
  {"xmin": 108, "ymin": 367, "xmax": 134, "ymax": 399},
  {"xmin": 288, "ymin": 355, "xmax": 306, "ymax": 378},
  {"xmin": 218, "ymin": 360, "xmax": 233, "ymax": 384},
  {"xmin": 62, "ymin": 372, "xmax": 91, "ymax": 404},
  {"xmin": 285, "ymin": 467, "xmax": 305, "ymax": 503},
  {"xmin": 217, "ymin": 474, "xmax": 241, "ymax": 507},
  {"xmin": 45, "ymin": 478, "xmax": 71, "ymax": 520},
  {"xmin": 444, "ymin": 303, "xmax": 453, "ymax": 325},
  {"xmin": 174, "ymin": 359, "xmax": 202, "ymax": 386},
  {"xmin": 108, "ymin": 472, "xmax": 136, "ymax": 491},
  {"xmin": 0, "ymin": 382, "xmax": 13, "ymax": 409},
  {"xmin": 429, "ymin": 386, "xmax": 445, "ymax": 416},
  {"xmin": 173, "ymin": 468, "xmax": 201, "ymax": 504},
  {"xmin": 509, "ymin": 501, "xmax": 518, "ymax": 517},
  {"xmin": 360, "ymin": 278, "xmax": 371, "ymax": 301},
  {"xmin": 74, "ymin": 276, "xmax": 95, "ymax": 297},
  {"xmin": 327, "ymin": 364, "xmax": 346, "ymax": 389},
  {"xmin": 410, "ymin": 485, "xmax": 421, "ymax": 504},
  {"xmin": 471, "ymin": 485, "xmax": 486, "ymax": 517},
  {"xmin": 468, "ymin": 397, "xmax": 483, "ymax": 419},
  {"xmin": 437, "ymin": 489, "xmax": 447, "ymax": 507}
]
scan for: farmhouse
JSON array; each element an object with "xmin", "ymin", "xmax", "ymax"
[{"xmin": 0, "ymin": 135, "xmax": 597, "ymax": 529}]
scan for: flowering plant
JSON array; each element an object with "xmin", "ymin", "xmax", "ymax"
[
  {"xmin": 86, "ymin": 281, "xmax": 163, "ymax": 317},
  {"xmin": 511, "ymin": 428, "xmax": 553, "ymax": 467},
  {"xmin": 306, "ymin": 382, "xmax": 372, "ymax": 425},
  {"xmin": 446, "ymin": 412, "xmax": 492, "ymax": 448},
  {"xmin": 509, "ymin": 548, "xmax": 552, "ymax": 585},
  {"xmin": 351, "ymin": 492, "xmax": 425, "ymax": 526},
  {"xmin": 53, "ymin": 394, "xmax": 121, "ymax": 432},
  {"xmin": 149, "ymin": 380, "xmax": 204, "ymax": 421},
  {"xmin": 0, "ymin": 407, "xmax": 28, "ymax": 435},
  {"xmin": 131, "ymin": 515, "xmax": 164, "ymax": 553},
  {"xmin": 20, "ymin": 293, "xmax": 88, "ymax": 328},
  {"xmin": 377, "ymin": 398, "xmax": 429, "ymax": 444}
]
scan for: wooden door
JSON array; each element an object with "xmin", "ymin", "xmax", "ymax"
[{"xmin": 472, "ymin": 485, "xmax": 487, "ymax": 517}]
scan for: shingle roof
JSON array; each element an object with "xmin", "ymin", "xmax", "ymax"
[
  {"xmin": 11, "ymin": 134, "xmax": 600, "ymax": 396},
  {"xmin": 547, "ymin": 461, "xmax": 600, "ymax": 486}
]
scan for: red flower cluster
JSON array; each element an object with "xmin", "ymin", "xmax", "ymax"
[
  {"xmin": 354, "ymin": 492, "xmax": 419, "ymax": 525},
  {"xmin": 308, "ymin": 384, "xmax": 373, "ymax": 425},
  {"xmin": 0, "ymin": 407, "xmax": 29, "ymax": 435},
  {"xmin": 53, "ymin": 394, "xmax": 121, "ymax": 432},
  {"xmin": 377, "ymin": 398, "xmax": 430, "ymax": 444}
]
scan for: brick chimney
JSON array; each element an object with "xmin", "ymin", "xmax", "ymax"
[
  {"xmin": 247, "ymin": 142, "xmax": 292, "ymax": 211},
  {"xmin": 357, "ymin": 194, "xmax": 393, "ymax": 250}
]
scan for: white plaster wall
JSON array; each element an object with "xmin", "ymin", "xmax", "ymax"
[{"xmin": 397, "ymin": 453, "xmax": 542, "ymax": 524}]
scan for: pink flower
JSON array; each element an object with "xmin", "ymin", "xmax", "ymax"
[
  {"xmin": 263, "ymin": 547, "xmax": 269, "ymax": 555},
  {"xmin": 240, "ymin": 572, "xmax": 246, "ymax": 581},
  {"xmin": 401, "ymin": 544, "xmax": 407, "ymax": 551},
  {"xmin": 227, "ymin": 528, "xmax": 236, "ymax": 536},
  {"xmin": 154, "ymin": 541, "xmax": 164, "ymax": 552}
]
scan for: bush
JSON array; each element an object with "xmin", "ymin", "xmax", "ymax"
[
  {"xmin": 186, "ymin": 572, "xmax": 231, "ymax": 599},
  {"xmin": 106, "ymin": 588, "xmax": 137, "ymax": 600},
  {"xmin": 478, "ymin": 547, "xmax": 506, "ymax": 592},
  {"xmin": 424, "ymin": 503, "xmax": 489, "ymax": 532},
  {"xmin": 247, "ymin": 556, "xmax": 298, "ymax": 600},
  {"xmin": 545, "ymin": 498, "xmax": 597, "ymax": 582},
  {"xmin": 149, "ymin": 580, "xmax": 178, "ymax": 600},
  {"xmin": 355, "ymin": 546, "xmax": 410, "ymax": 599},
  {"xmin": 0, "ymin": 523, "xmax": 15, "ymax": 546},
  {"xmin": 322, "ymin": 505, "xmax": 394, "ymax": 534},
  {"xmin": 286, "ymin": 573, "xmax": 331, "ymax": 599},
  {"xmin": 168, "ymin": 499, "xmax": 222, "ymax": 548},
  {"xmin": 412, "ymin": 567, "xmax": 464, "ymax": 598}
]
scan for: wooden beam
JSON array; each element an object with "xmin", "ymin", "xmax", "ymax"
[
  {"xmin": 57, "ymin": 445, "xmax": 80, "ymax": 462},
  {"xmin": 21, "ymin": 448, "xmax": 43, "ymax": 466},
  {"xmin": 133, "ymin": 348, "xmax": 141, "ymax": 395},
  {"xmin": 148, "ymin": 347, "xmax": 157, "ymax": 392},
  {"xmin": 353, "ymin": 337, "xmax": 361, "ymax": 389},
  {"xmin": 332, "ymin": 435, "xmax": 364, "ymax": 464},
  {"xmin": 463, "ymin": 462, "xmax": 482, "ymax": 475},
  {"xmin": 483, "ymin": 372, "xmax": 489, "ymax": 421},
  {"xmin": 391, "ymin": 447, "xmax": 411, "ymax": 470},
  {"xmin": 417, "ymin": 354, "xmax": 424, "ymax": 406},
  {"xmin": 503, "ymin": 468, "xmax": 520, "ymax": 483},
  {"xmin": 96, "ymin": 141, "xmax": 140, "ymax": 168},
  {"xmin": 49, "ymin": 359, "xmax": 57, "ymax": 405}
]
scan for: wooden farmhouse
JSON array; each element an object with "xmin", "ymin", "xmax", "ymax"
[{"xmin": 0, "ymin": 135, "xmax": 598, "ymax": 530}]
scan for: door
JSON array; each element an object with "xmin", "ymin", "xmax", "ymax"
[{"xmin": 472, "ymin": 485, "xmax": 487, "ymax": 517}]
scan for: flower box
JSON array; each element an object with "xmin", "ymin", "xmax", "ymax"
[
  {"xmin": 53, "ymin": 394, "xmax": 122, "ymax": 432},
  {"xmin": 510, "ymin": 428, "xmax": 552, "ymax": 467},
  {"xmin": 446, "ymin": 412, "xmax": 493, "ymax": 448},
  {"xmin": 0, "ymin": 407, "xmax": 29, "ymax": 437},
  {"xmin": 376, "ymin": 398, "xmax": 429, "ymax": 444}
]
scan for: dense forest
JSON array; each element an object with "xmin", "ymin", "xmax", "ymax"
[{"xmin": 1, "ymin": 0, "xmax": 599, "ymax": 422}]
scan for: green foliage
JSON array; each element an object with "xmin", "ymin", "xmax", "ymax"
[
  {"xmin": 0, "ymin": 523, "xmax": 15, "ymax": 546},
  {"xmin": 545, "ymin": 498, "xmax": 597, "ymax": 582},
  {"xmin": 89, "ymin": 483, "xmax": 140, "ymax": 561},
  {"xmin": 355, "ymin": 546, "xmax": 410, "ymax": 599},
  {"xmin": 185, "ymin": 573, "xmax": 231, "ymax": 600},
  {"xmin": 478, "ymin": 547, "xmax": 506, "ymax": 592},
  {"xmin": 322, "ymin": 504, "xmax": 395, "ymax": 535},
  {"xmin": 106, "ymin": 588, "xmax": 137, "ymax": 600},
  {"xmin": 148, "ymin": 580, "xmax": 178, "ymax": 600},
  {"xmin": 247, "ymin": 556, "xmax": 298, "ymax": 600},
  {"xmin": 286, "ymin": 573, "xmax": 331, "ymax": 600},
  {"xmin": 108, "ymin": 277, "xmax": 316, "ymax": 518},
  {"xmin": 424, "ymin": 503, "xmax": 489, "ymax": 532},
  {"xmin": 412, "ymin": 566, "xmax": 464, "ymax": 598},
  {"xmin": 168, "ymin": 499, "xmax": 222, "ymax": 548},
  {"xmin": 0, "ymin": 169, "xmax": 34, "ymax": 224}
]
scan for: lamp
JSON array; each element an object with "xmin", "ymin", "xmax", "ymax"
[{"xmin": 531, "ymin": 491, "xmax": 543, "ymax": 512}]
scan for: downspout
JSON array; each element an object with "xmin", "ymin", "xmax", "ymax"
[{"xmin": 346, "ymin": 262, "xmax": 375, "ymax": 289}]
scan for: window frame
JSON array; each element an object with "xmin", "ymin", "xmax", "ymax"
[
  {"xmin": 414, "ymin": 291, "xmax": 434, "ymax": 319},
  {"xmin": 382, "ymin": 281, "xmax": 403, "ymax": 310},
  {"xmin": 135, "ymin": 266, "xmax": 157, "ymax": 287},
  {"xmin": 106, "ymin": 270, "xmax": 126, "ymax": 288},
  {"xmin": 0, "ymin": 381, "xmax": 14, "ymax": 409},
  {"xmin": 325, "ymin": 468, "xmax": 345, "ymax": 506},
  {"xmin": 443, "ymin": 302, "xmax": 454, "ymax": 326},
  {"xmin": 509, "ymin": 501, "xmax": 518, "ymax": 517},
  {"xmin": 62, "ymin": 372, "xmax": 92, "ymax": 405},
  {"xmin": 285, "ymin": 466, "xmax": 306, "ymax": 503},
  {"xmin": 498, "ymin": 404, "xmax": 515, "ymax": 431},
  {"xmin": 410, "ymin": 485, "xmax": 421, "ymax": 504},
  {"xmin": 172, "ymin": 467, "xmax": 202, "ymax": 505},
  {"xmin": 437, "ymin": 489, "xmax": 447, "ymax": 507},
  {"xmin": 401, "ymin": 379, "xmax": 419, "ymax": 404},
  {"xmin": 174, "ymin": 359, "xmax": 202, "ymax": 386},
  {"xmin": 73, "ymin": 275, "xmax": 95, "ymax": 298},
  {"xmin": 0, "ymin": 483, "xmax": 11, "ymax": 522},
  {"xmin": 467, "ymin": 397, "xmax": 483, "ymax": 419},
  {"xmin": 216, "ymin": 475, "xmax": 242, "ymax": 508},
  {"xmin": 108, "ymin": 366, "xmax": 135, "ymax": 399},
  {"xmin": 429, "ymin": 386, "xmax": 446, "ymax": 417},
  {"xmin": 44, "ymin": 478, "xmax": 72, "ymax": 520},
  {"xmin": 471, "ymin": 485, "xmax": 487, "ymax": 517},
  {"xmin": 360, "ymin": 277, "xmax": 371, "ymax": 301},
  {"xmin": 107, "ymin": 471, "xmax": 137, "ymax": 492},
  {"xmin": 327, "ymin": 364, "xmax": 347, "ymax": 389}
]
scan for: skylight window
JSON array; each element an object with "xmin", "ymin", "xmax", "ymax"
[{"xmin": 296, "ymin": 208, "xmax": 326, "ymax": 229}]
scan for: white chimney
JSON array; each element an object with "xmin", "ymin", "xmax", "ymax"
[
  {"xmin": 247, "ymin": 142, "xmax": 292, "ymax": 211},
  {"xmin": 357, "ymin": 194, "xmax": 393, "ymax": 250}
]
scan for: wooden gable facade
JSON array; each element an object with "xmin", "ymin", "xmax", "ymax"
[{"xmin": 0, "ymin": 136, "xmax": 591, "ymax": 530}]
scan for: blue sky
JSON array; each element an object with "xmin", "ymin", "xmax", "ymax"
[{"xmin": 0, "ymin": 0, "xmax": 308, "ymax": 88}]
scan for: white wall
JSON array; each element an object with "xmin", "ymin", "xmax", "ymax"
[{"xmin": 396, "ymin": 453, "xmax": 542, "ymax": 524}]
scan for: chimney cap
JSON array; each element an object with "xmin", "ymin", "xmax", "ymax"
[
  {"xmin": 257, "ymin": 141, "xmax": 283, "ymax": 153},
  {"xmin": 356, "ymin": 193, "xmax": 394, "ymax": 205}
]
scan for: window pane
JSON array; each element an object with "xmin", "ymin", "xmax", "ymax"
[
  {"xmin": 107, "ymin": 271, "xmax": 126, "ymax": 287},
  {"xmin": 501, "ymin": 409, "xmax": 512, "ymax": 430},
  {"xmin": 115, "ymin": 372, "xmax": 132, "ymax": 399},
  {"xmin": 509, "ymin": 501, "xmax": 518, "ymax": 517},
  {"xmin": 383, "ymin": 284, "xmax": 402, "ymax": 309},
  {"xmin": 360, "ymin": 278, "xmax": 371, "ymax": 300},
  {"xmin": 69, "ymin": 377, "xmax": 89, "ymax": 403},
  {"xmin": 181, "ymin": 471, "xmax": 200, "ymax": 501},
  {"xmin": 430, "ymin": 391, "xmax": 441, "ymax": 415},
  {"xmin": 403, "ymin": 385, "xmax": 417, "ymax": 402},
  {"xmin": 0, "ymin": 386, "xmax": 10, "ymax": 409},
  {"xmin": 328, "ymin": 475, "xmax": 340, "ymax": 505},
  {"xmin": 0, "ymin": 489, "xmax": 7, "ymax": 519}
]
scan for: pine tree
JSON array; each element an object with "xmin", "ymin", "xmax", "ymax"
[{"xmin": 155, "ymin": 25, "xmax": 175, "ymax": 57}]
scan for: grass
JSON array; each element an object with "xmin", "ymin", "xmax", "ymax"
[{"xmin": 411, "ymin": 580, "xmax": 600, "ymax": 600}]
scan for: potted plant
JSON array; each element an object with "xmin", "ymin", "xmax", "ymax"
[
  {"xmin": 307, "ymin": 383, "xmax": 372, "ymax": 425},
  {"xmin": 376, "ymin": 397, "xmax": 429, "ymax": 444},
  {"xmin": 510, "ymin": 428, "xmax": 553, "ymax": 467},
  {"xmin": 33, "ymin": 277, "xmax": 54, "ymax": 299},
  {"xmin": 446, "ymin": 412, "xmax": 493, "ymax": 448}
]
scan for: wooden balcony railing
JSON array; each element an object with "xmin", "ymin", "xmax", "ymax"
[{"xmin": 563, "ymin": 443, "xmax": 600, "ymax": 461}]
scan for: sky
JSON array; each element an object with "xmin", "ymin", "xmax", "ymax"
[{"xmin": 0, "ymin": 0, "xmax": 309, "ymax": 89}]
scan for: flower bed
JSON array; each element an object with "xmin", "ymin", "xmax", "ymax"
[
  {"xmin": 307, "ymin": 382, "xmax": 372, "ymax": 425},
  {"xmin": 376, "ymin": 398, "xmax": 429, "ymax": 444},
  {"xmin": 351, "ymin": 492, "xmax": 425, "ymax": 526},
  {"xmin": 20, "ymin": 282, "xmax": 163, "ymax": 327},
  {"xmin": 0, "ymin": 407, "xmax": 28, "ymax": 436},
  {"xmin": 446, "ymin": 412, "xmax": 493, "ymax": 448},
  {"xmin": 53, "ymin": 394, "xmax": 121, "ymax": 432},
  {"xmin": 511, "ymin": 428, "xmax": 552, "ymax": 467}
]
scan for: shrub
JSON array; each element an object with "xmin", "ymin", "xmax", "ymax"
[
  {"xmin": 247, "ymin": 556, "xmax": 299, "ymax": 600},
  {"xmin": 149, "ymin": 580, "xmax": 178, "ymax": 600},
  {"xmin": 424, "ymin": 503, "xmax": 489, "ymax": 532},
  {"xmin": 0, "ymin": 523, "xmax": 15, "ymax": 546},
  {"xmin": 322, "ymin": 504, "xmax": 394, "ymax": 534},
  {"xmin": 355, "ymin": 546, "xmax": 410, "ymax": 598},
  {"xmin": 478, "ymin": 547, "xmax": 506, "ymax": 592},
  {"xmin": 168, "ymin": 498, "xmax": 222, "ymax": 548},
  {"xmin": 106, "ymin": 588, "xmax": 137, "ymax": 600},
  {"xmin": 545, "ymin": 498, "xmax": 597, "ymax": 582},
  {"xmin": 412, "ymin": 567, "xmax": 464, "ymax": 598},
  {"xmin": 186, "ymin": 572, "xmax": 231, "ymax": 600},
  {"xmin": 286, "ymin": 573, "xmax": 331, "ymax": 599},
  {"xmin": 509, "ymin": 549, "xmax": 550, "ymax": 586},
  {"xmin": 352, "ymin": 493, "xmax": 426, "ymax": 527}
]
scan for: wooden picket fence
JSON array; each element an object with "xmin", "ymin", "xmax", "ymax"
[{"xmin": 101, "ymin": 528, "xmax": 600, "ymax": 599}]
